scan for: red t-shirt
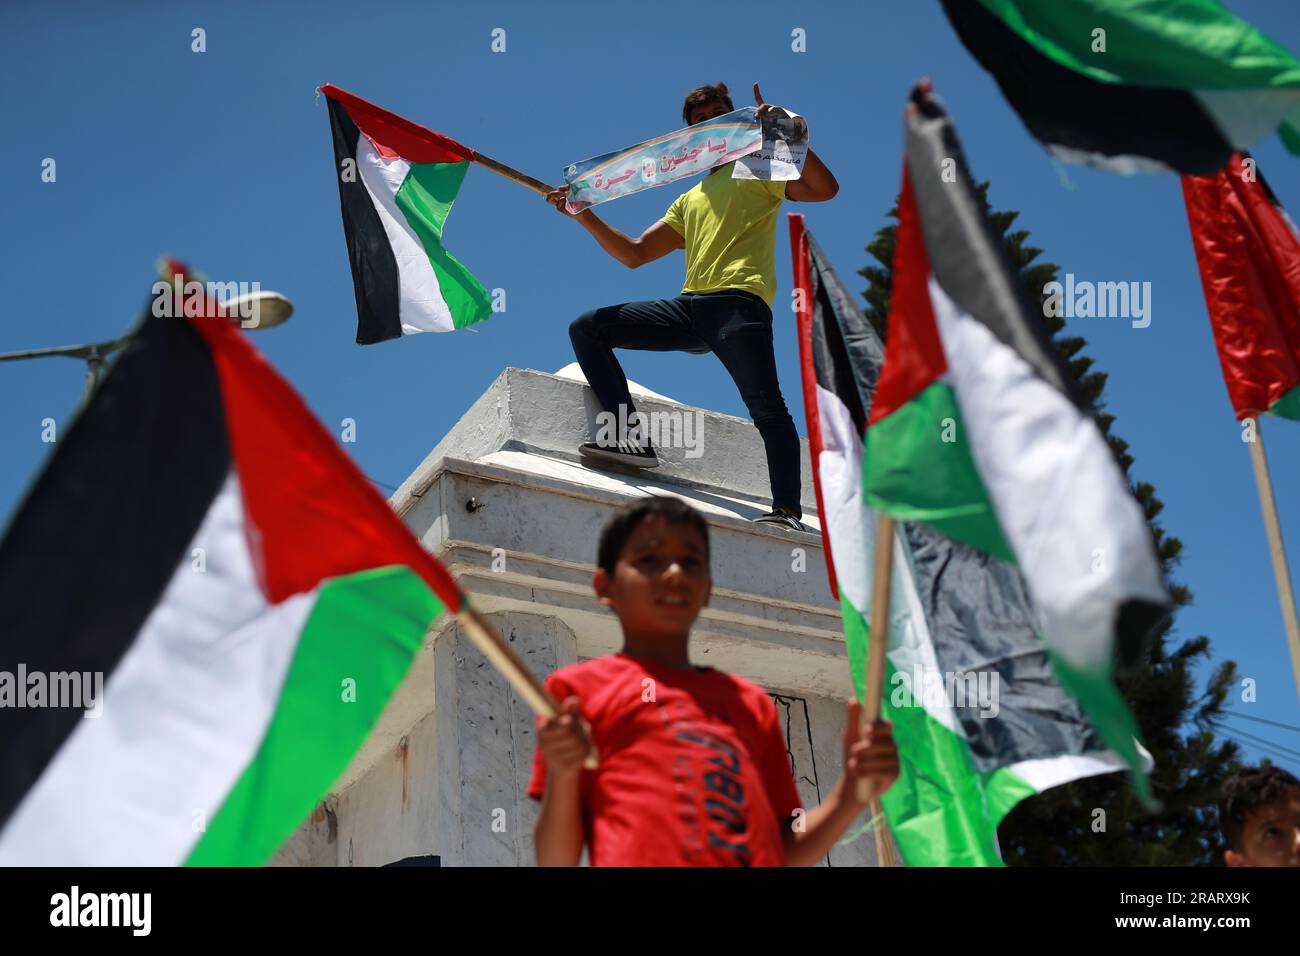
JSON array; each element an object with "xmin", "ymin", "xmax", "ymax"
[{"xmin": 527, "ymin": 653, "xmax": 803, "ymax": 867}]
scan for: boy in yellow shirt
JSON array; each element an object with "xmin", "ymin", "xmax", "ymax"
[{"xmin": 547, "ymin": 82, "xmax": 839, "ymax": 532}]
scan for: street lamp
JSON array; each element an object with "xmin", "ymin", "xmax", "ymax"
[
  {"xmin": 0, "ymin": 272, "xmax": 294, "ymax": 401},
  {"xmin": 0, "ymin": 336, "xmax": 135, "ymax": 401},
  {"xmin": 224, "ymin": 290, "xmax": 295, "ymax": 331}
]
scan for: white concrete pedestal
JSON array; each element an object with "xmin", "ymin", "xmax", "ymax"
[{"xmin": 272, "ymin": 367, "xmax": 888, "ymax": 867}]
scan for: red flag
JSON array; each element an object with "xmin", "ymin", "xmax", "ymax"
[
  {"xmin": 1182, "ymin": 153, "xmax": 1300, "ymax": 422},
  {"xmin": 789, "ymin": 214, "xmax": 839, "ymax": 600}
]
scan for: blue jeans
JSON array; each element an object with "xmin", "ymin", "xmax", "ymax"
[{"xmin": 569, "ymin": 289, "xmax": 802, "ymax": 517}]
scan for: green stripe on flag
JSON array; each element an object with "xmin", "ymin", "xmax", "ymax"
[
  {"xmin": 841, "ymin": 590, "xmax": 868, "ymax": 707},
  {"xmin": 1282, "ymin": 114, "xmax": 1300, "ymax": 156},
  {"xmin": 395, "ymin": 160, "xmax": 492, "ymax": 329},
  {"xmin": 186, "ymin": 565, "xmax": 444, "ymax": 866},
  {"xmin": 843, "ymin": 588, "xmax": 1036, "ymax": 866},
  {"xmin": 864, "ymin": 381, "xmax": 1015, "ymax": 563},
  {"xmin": 981, "ymin": 765, "xmax": 1039, "ymax": 825},
  {"xmin": 1049, "ymin": 653, "xmax": 1154, "ymax": 807},
  {"xmin": 880, "ymin": 657, "xmax": 1007, "ymax": 867},
  {"xmin": 1270, "ymin": 383, "xmax": 1300, "ymax": 422},
  {"xmin": 975, "ymin": 0, "xmax": 1300, "ymax": 90}
]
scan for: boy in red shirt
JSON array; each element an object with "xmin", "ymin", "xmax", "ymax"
[{"xmin": 528, "ymin": 497, "xmax": 899, "ymax": 866}]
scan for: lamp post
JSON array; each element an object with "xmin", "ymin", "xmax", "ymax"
[
  {"xmin": 0, "ymin": 337, "xmax": 135, "ymax": 401},
  {"xmin": 0, "ymin": 287, "xmax": 294, "ymax": 402}
]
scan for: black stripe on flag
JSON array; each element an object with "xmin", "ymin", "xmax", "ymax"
[
  {"xmin": 807, "ymin": 235, "xmax": 878, "ymax": 433},
  {"xmin": 808, "ymin": 232, "xmax": 1105, "ymax": 768},
  {"xmin": 903, "ymin": 85, "xmax": 1170, "ymax": 667},
  {"xmin": 904, "ymin": 85, "xmax": 1091, "ymax": 415},
  {"xmin": 939, "ymin": 0, "xmax": 1233, "ymax": 175},
  {"xmin": 328, "ymin": 98, "xmax": 403, "ymax": 345},
  {"xmin": 0, "ymin": 311, "xmax": 229, "ymax": 830}
]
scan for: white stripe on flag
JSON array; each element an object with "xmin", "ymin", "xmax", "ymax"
[
  {"xmin": 1194, "ymin": 88, "xmax": 1300, "ymax": 153},
  {"xmin": 927, "ymin": 276, "xmax": 1167, "ymax": 674},
  {"xmin": 814, "ymin": 385, "xmax": 961, "ymax": 735},
  {"xmin": 1007, "ymin": 742, "xmax": 1151, "ymax": 793},
  {"xmin": 0, "ymin": 475, "xmax": 314, "ymax": 865},
  {"xmin": 883, "ymin": 528, "xmax": 963, "ymax": 734},
  {"xmin": 355, "ymin": 135, "xmax": 456, "ymax": 335},
  {"xmin": 1045, "ymin": 144, "xmax": 1174, "ymax": 176},
  {"xmin": 813, "ymin": 385, "xmax": 871, "ymax": 611}
]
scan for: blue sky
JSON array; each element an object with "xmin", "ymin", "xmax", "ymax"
[{"xmin": 2, "ymin": 1, "xmax": 1298, "ymax": 775}]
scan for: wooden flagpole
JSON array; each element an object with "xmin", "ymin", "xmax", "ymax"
[
  {"xmin": 860, "ymin": 512, "xmax": 898, "ymax": 867},
  {"xmin": 1245, "ymin": 417, "xmax": 1300, "ymax": 703},
  {"xmin": 469, "ymin": 150, "xmax": 556, "ymax": 196},
  {"xmin": 456, "ymin": 603, "xmax": 598, "ymax": 768}
]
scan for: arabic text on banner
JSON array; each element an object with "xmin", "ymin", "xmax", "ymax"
[{"xmin": 563, "ymin": 108, "xmax": 762, "ymax": 213}]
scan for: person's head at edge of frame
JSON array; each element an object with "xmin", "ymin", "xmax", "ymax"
[
  {"xmin": 683, "ymin": 82, "xmax": 734, "ymax": 127},
  {"xmin": 1219, "ymin": 763, "xmax": 1300, "ymax": 867},
  {"xmin": 594, "ymin": 498, "xmax": 712, "ymax": 652}
]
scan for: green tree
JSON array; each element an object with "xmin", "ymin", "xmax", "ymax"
[{"xmin": 859, "ymin": 184, "xmax": 1241, "ymax": 866}]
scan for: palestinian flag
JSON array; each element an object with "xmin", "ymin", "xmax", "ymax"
[
  {"xmin": 941, "ymin": 0, "xmax": 1300, "ymax": 174},
  {"xmin": 1183, "ymin": 153, "xmax": 1300, "ymax": 422},
  {"xmin": 862, "ymin": 86, "xmax": 1171, "ymax": 799},
  {"xmin": 792, "ymin": 214, "xmax": 1136, "ymax": 866},
  {"xmin": 0, "ymin": 279, "xmax": 461, "ymax": 865},
  {"xmin": 324, "ymin": 84, "xmax": 491, "ymax": 344}
]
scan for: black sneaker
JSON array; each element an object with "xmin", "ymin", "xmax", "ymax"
[
  {"xmin": 752, "ymin": 509, "xmax": 809, "ymax": 533},
  {"xmin": 578, "ymin": 439, "xmax": 660, "ymax": 469}
]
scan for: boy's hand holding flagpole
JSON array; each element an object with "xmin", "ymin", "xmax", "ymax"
[
  {"xmin": 457, "ymin": 604, "xmax": 599, "ymax": 769},
  {"xmin": 859, "ymin": 513, "xmax": 899, "ymax": 866}
]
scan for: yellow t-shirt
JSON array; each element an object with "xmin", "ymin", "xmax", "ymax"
[{"xmin": 661, "ymin": 162, "xmax": 786, "ymax": 308}]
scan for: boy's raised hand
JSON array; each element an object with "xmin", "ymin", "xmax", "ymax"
[
  {"xmin": 843, "ymin": 699, "xmax": 900, "ymax": 805},
  {"xmin": 538, "ymin": 695, "xmax": 597, "ymax": 773},
  {"xmin": 545, "ymin": 186, "xmax": 580, "ymax": 218}
]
